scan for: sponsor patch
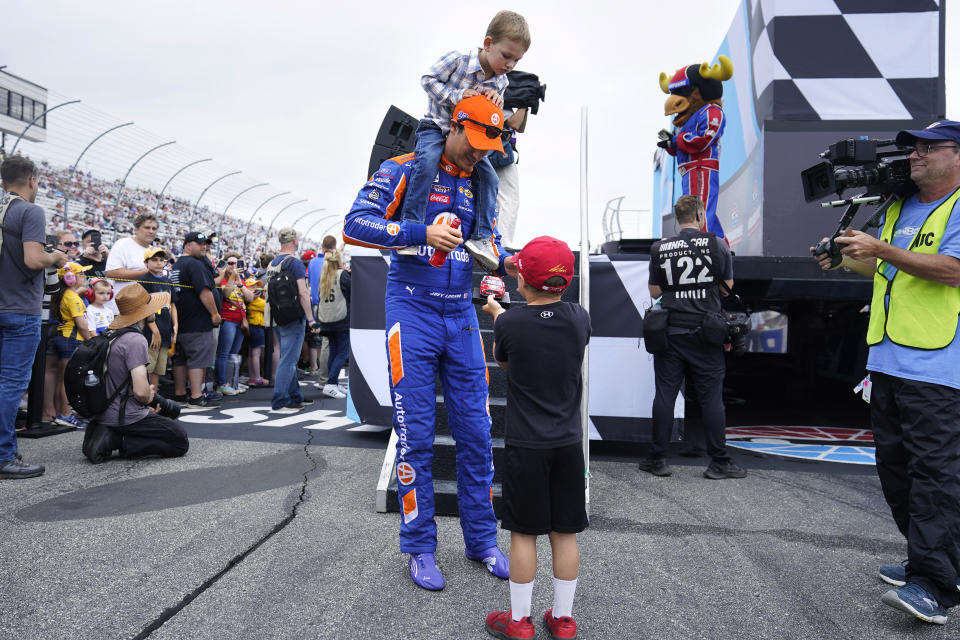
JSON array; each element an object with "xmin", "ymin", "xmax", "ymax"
[
  {"xmin": 397, "ymin": 462, "xmax": 416, "ymax": 485},
  {"xmin": 386, "ymin": 223, "xmax": 400, "ymax": 236},
  {"xmin": 458, "ymin": 186, "xmax": 473, "ymax": 199},
  {"xmin": 491, "ymin": 113, "xmax": 500, "ymax": 126},
  {"xmin": 368, "ymin": 190, "xmax": 381, "ymax": 201},
  {"xmin": 431, "ymin": 185, "xmax": 451, "ymax": 193},
  {"xmin": 455, "ymin": 110, "xmax": 468, "ymax": 121},
  {"xmin": 432, "ymin": 213, "xmax": 460, "ymax": 226},
  {"xmin": 429, "ymin": 193, "xmax": 451, "ymax": 204}
]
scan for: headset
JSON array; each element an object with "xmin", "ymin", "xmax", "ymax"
[{"xmin": 84, "ymin": 278, "xmax": 114, "ymax": 303}]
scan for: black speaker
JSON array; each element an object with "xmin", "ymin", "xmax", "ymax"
[{"xmin": 367, "ymin": 105, "xmax": 419, "ymax": 178}]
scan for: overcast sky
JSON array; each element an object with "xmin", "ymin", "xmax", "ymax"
[{"xmin": 3, "ymin": 1, "xmax": 957, "ymax": 248}]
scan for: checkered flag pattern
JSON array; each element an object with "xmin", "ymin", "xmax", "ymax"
[{"xmin": 749, "ymin": 0, "xmax": 943, "ymax": 121}]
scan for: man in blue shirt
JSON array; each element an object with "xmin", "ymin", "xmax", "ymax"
[
  {"xmin": 267, "ymin": 228, "xmax": 321, "ymax": 413},
  {"xmin": 0, "ymin": 157, "xmax": 68, "ymax": 479},
  {"xmin": 813, "ymin": 120, "xmax": 960, "ymax": 625}
]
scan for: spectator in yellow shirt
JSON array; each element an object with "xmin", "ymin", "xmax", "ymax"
[
  {"xmin": 245, "ymin": 278, "xmax": 269, "ymax": 386},
  {"xmin": 50, "ymin": 262, "xmax": 94, "ymax": 428}
]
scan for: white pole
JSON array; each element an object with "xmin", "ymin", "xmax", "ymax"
[{"xmin": 579, "ymin": 106, "xmax": 591, "ymax": 516}]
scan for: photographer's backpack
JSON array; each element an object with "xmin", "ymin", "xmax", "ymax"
[
  {"xmin": 64, "ymin": 327, "xmax": 139, "ymax": 420},
  {"xmin": 265, "ymin": 255, "xmax": 302, "ymax": 326}
]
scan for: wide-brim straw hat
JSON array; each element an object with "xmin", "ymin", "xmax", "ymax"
[{"xmin": 108, "ymin": 283, "xmax": 170, "ymax": 330}]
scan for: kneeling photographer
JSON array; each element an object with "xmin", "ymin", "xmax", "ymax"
[
  {"xmin": 81, "ymin": 283, "xmax": 189, "ymax": 464},
  {"xmin": 640, "ymin": 195, "xmax": 746, "ymax": 480},
  {"xmin": 810, "ymin": 121, "xmax": 960, "ymax": 624}
]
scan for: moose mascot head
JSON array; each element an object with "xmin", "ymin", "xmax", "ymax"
[{"xmin": 659, "ymin": 54, "xmax": 733, "ymax": 127}]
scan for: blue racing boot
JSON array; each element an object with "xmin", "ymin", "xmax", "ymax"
[
  {"xmin": 466, "ymin": 545, "xmax": 510, "ymax": 579},
  {"xmin": 409, "ymin": 553, "xmax": 445, "ymax": 591}
]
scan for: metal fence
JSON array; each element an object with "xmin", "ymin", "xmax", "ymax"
[{"xmin": 4, "ymin": 90, "xmax": 340, "ymax": 258}]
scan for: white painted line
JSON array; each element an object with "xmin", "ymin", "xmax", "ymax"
[{"xmin": 348, "ymin": 424, "xmax": 390, "ymax": 433}]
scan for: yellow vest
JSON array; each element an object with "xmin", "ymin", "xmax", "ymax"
[{"xmin": 866, "ymin": 188, "xmax": 960, "ymax": 349}]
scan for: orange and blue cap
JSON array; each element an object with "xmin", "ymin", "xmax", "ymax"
[{"xmin": 452, "ymin": 95, "xmax": 505, "ymax": 154}]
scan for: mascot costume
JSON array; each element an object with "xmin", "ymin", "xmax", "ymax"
[{"xmin": 657, "ymin": 55, "xmax": 734, "ymax": 241}]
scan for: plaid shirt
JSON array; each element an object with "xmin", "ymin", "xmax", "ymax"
[{"xmin": 421, "ymin": 48, "xmax": 509, "ymax": 133}]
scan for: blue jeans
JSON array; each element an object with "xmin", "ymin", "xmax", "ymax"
[
  {"xmin": 0, "ymin": 313, "xmax": 42, "ymax": 462},
  {"xmin": 326, "ymin": 330, "xmax": 350, "ymax": 384},
  {"xmin": 272, "ymin": 317, "xmax": 306, "ymax": 409},
  {"xmin": 214, "ymin": 320, "xmax": 245, "ymax": 386},
  {"xmin": 400, "ymin": 120, "xmax": 498, "ymax": 241}
]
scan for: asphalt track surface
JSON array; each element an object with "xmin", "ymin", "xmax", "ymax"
[{"xmin": 2, "ymin": 381, "xmax": 956, "ymax": 639}]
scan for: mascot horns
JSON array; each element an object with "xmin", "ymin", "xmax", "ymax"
[
  {"xmin": 658, "ymin": 71, "xmax": 670, "ymax": 94},
  {"xmin": 699, "ymin": 55, "xmax": 734, "ymax": 82}
]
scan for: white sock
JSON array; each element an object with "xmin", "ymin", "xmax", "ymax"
[
  {"xmin": 552, "ymin": 577, "xmax": 578, "ymax": 618},
  {"xmin": 509, "ymin": 579, "xmax": 534, "ymax": 621}
]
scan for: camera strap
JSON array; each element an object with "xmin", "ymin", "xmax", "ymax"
[{"xmin": 0, "ymin": 191, "xmax": 24, "ymax": 259}]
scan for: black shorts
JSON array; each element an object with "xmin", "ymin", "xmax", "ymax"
[{"xmin": 500, "ymin": 443, "xmax": 589, "ymax": 536}]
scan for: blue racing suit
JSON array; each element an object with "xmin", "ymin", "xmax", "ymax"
[{"xmin": 343, "ymin": 152, "xmax": 509, "ymax": 555}]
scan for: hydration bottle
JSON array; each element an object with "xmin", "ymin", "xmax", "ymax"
[
  {"xmin": 429, "ymin": 217, "xmax": 462, "ymax": 267},
  {"xmin": 84, "ymin": 370, "xmax": 99, "ymax": 387}
]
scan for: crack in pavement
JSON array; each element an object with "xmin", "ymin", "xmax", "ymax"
[{"xmin": 131, "ymin": 432, "xmax": 319, "ymax": 639}]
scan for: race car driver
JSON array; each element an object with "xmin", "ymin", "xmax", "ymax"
[{"xmin": 343, "ymin": 94, "xmax": 516, "ymax": 591}]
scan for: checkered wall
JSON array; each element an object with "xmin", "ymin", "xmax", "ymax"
[
  {"xmin": 346, "ymin": 247, "xmax": 682, "ymax": 442},
  {"xmin": 749, "ymin": 0, "xmax": 944, "ymax": 121}
]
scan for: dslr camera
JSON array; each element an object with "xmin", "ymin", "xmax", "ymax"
[
  {"xmin": 149, "ymin": 394, "xmax": 182, "ymax": 419},
  {"xmin": 802, "ymin": 138, "xmax": 914, "ymax": 267}
]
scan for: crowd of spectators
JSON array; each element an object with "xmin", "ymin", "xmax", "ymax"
[{"xmin": 2, "ymin": 154, "xmax": 351, "ymax": 473}]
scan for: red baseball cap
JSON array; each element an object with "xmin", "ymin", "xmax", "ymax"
[
  {"xmin": 509, "ymin": 236, "xmax": 574, "ymax": 292},
  {"xmin": 301, "ymin": 250, "xmax": 317, "ymax": 261},
  {"xmin": 452, "ymin": 95, "xmax": 505, "ymax": 154}
]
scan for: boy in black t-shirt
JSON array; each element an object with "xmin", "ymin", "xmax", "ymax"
[
  {"xmin": 481, "ymin": 236, "xmax": 591, "ymax": 640},
  {"xmin": 140, "ymin": 248, "xmax": 178, "ymax": 389}
]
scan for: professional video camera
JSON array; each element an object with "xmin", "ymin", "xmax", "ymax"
[
  {"xmin": 802, "ymin": 138, "xmax": 916, "ymax": 267},
  {"xmin": 801, "ymin": 138, "xmax": 912, "ymax": 201}
]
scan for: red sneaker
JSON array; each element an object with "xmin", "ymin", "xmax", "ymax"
[
  {"xmin": 485, "ymin": 610, "xmax": 535, "ymax": 639},
  {"xmin": 543, "ymin": 609, "xmax": 578, "ymax": 639}
]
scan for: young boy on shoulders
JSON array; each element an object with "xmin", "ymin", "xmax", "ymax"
[
  {"xmin": 480, "ymin": 236, "xmax": 591, "ymax": 640},
  {"xmin": 397, "ymin": 10, "xmax": 530, "ymax": 270}
]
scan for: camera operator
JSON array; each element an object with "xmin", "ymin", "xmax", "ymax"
[
  {"xmin": 640, "ymin": 195, "xmax": 746, "ymax": 480},
  {"xmin": 811, "ymin": 120, "xmax": 960, "ymax": 625},
  {"xmin": 82, "ymin": 283, "xmax": 189, "ymax": 464},
  {"xmin": 0, "ymin": 156, "xmax": 68, "ymax": 479}
]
